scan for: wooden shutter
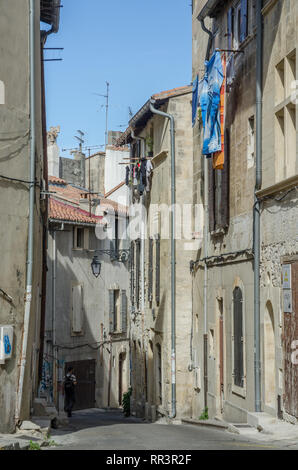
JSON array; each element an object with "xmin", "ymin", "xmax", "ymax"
[
  {"xmin": 240, "ymin": 0, "xmax": 248, "ymax": 43},
  {"xmin": 121, "ymin": 290, "xmax": 127, "ymax": 333},
  {"xmin": 136, "ymin": 239, "xmax": 140, "ymax": 309},
  {"xmin": 72, "ymin": 284, "xmax": 83, "ymax": 333},
  {"xmin": 84, "ymin": 228, "xmax": 89, "ymax": 250},
  {"xmin": 227, "ymin": 7, "xmax": 233, "ymax": 50},
  {"xmin": 218, "ymin": 128, "xmax": 230, "ymax": 229},
  {"xmin": 208, "ymin": 158, "xmax": 215, "ymax": 232},
  {"xmin": 155, "ymin": 235, "xmax": 160, "ymax": 306},
  {"xmin": 109, "ymin": 289, "xmax": 115, "ymax": 333},
  {"xmin": 148, "ymin": 237, "xmax": 153, "ymax": 302}
]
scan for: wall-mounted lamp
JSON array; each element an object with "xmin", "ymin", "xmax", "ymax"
[{"xmin": 91, "ymin": 255, "xmax": 101, "ymax": 278}]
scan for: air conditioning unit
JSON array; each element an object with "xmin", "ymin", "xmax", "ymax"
[{"xmin": 0, "ymin": 325, "xmax": 13, "ymax": 365}]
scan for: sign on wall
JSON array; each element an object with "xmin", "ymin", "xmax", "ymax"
[
  {"xmin": 284, "ymin": 290, "xmax": 293, "ymax": 313},
  {"xmin": 282, "ymin": 264, "xmax": 292, "ymax": 289}
]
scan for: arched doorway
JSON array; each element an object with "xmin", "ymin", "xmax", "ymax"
[
  {"xmin": 118, "ymin": 352, "xmax": 126, "ymax": 406},
  {"xmin": 264, "ymin": 301, "xmax": 276, "ymax": 409}
]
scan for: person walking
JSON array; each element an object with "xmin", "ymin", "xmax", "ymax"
[{"xmin": 64, "ymin": 366, "xmax": 77, "ymax": 417}]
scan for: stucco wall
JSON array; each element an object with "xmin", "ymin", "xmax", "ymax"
[
  {"xmin": 0, "ymin": 0, "xmax": 44, "ymax": 432},
  {"xmin": 45, "ymin": 222, "xmax": 130, "ymax": 410}
]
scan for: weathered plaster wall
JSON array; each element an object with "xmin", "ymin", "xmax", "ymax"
[{"xmin": 0, "ymin": 0, "xmax": 44, "ymax": 432}]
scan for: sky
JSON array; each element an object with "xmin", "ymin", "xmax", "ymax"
[{"xmin": 44, "ymin": 0, "xmax": 192, "ymax": 156}]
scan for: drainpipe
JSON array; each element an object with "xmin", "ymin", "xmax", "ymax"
[
  {"xmin": 149, "ymin": 99, "xmax": 176, "ymax": 419},
  {"xmin": 197, "ymin": 16, "xmax": 214, "ymax": 413},
  {"xmin": 254, "ymin": 0, "xmax": 263, "ymax": 413},
  {"xmin": 15, "ymin": 0, "xmax": 36, "ymax": 424},
  {"xmin": 52, "ymin": 231, "xmax": 57, "ymax": 408}
]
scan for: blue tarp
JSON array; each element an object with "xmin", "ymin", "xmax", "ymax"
[{"xmin": 199, "ymin": 50, "xmax": 224, "ymax": 155}]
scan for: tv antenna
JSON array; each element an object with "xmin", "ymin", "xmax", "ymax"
[{"xmin": 93, "ymin": 81, "xmax": 110, "ymax": 148}]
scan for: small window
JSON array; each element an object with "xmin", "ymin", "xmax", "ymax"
[
  {"xmin": 74, "ymin": 227, "xmax": 89, "ymax": 250},
  {"xmin": 156, "ymin": 343, "xmax": 162, "ymax": 405},
  {"xmin": 247, "ymin": 116, "xmax": 255, "ymax": 169},
  {"xmin": 72, "ymin": 284, "xmax": 83, "ymax": 335}
]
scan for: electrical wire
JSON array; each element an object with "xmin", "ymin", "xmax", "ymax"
[{"xmin": 0, "ymin": 174, "xmax": 40, "ymax": 186}]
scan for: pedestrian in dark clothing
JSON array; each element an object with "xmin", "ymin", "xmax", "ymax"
[{"xmin": 64, "ymin": 367, "xmax": 77, "ymax": 417}]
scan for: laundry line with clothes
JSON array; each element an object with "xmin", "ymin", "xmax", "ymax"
[
  {"xmin": 120, "ymin": 156, "xmax": 154, "ymax": 196},
  {"xmin": 192, "ymin": 47, "xmax": 240, "ymax": 170}
]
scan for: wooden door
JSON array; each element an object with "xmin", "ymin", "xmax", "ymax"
[
  {"xmin": 65, "ymin": 360, "xmax": 96, "ymax": 411},
  {"xmin": 218, "ymin": 298, "xmax": 224, "ymax": 414},
  {"xmin": 283, "ymin": 261, "xmax": 298, "ymax": 418},
  {"xmin": 118, "ymin": 354, "xmax": 123, "ymax": 406}
]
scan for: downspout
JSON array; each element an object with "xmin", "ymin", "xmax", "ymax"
[
  {"xmin": 15, "ymin": 0, "xmax": 36, "ymax": 424},
  {"xmin": 254, "ymin": 0, "xmax": 263, "ymax": 413},
  {"xmin": 52, "ymin": 231, "xmax": 57, "ymax": 408},
  {"xmin": 149, "ymin": 99, "xmax": 176, "ymax": 419},
  {"xmin": 197, "ymin": 16, "xmax": 214, "ymax": 413}
]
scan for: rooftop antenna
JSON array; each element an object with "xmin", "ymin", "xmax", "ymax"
[
  {"xmin": 93, "ymin": 81, "xmax": 110, "ymax": 148},
  {"xmin": 74, "ymin": 130, "xmax": 85, "ymax": 152}
]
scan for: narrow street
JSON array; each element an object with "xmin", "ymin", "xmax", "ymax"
[{"xmin": 47, "ymin": 409, "xmax": 291, "ymax": 451}]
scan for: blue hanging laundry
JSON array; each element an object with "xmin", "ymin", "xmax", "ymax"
[{"xmin": 200, "ymin": 50, "xmax": 224, "ymax": 155}]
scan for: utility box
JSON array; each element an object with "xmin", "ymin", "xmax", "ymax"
[{"xmin": 0, "ymin": 325, "xmax": 13, "ymax": 364}]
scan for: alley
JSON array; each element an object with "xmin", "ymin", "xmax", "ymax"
[{"xmin": 47, "ymin": 409, "xmax": 291, "ymax": 451}]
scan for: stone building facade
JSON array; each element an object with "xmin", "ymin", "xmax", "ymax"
[
  {"xmin": 0, "ymin": 0, "xmax": 60, "ymax": 432},
  {"xmin": 191, "ymin": 0, "xmax": 298, "ymax": 423},
  {"xmin": 43, "ymin": 177, "xmax": 130, "ymax": 411},
  {"xmin": 116, "ymin": 86, "xmax": 196, "ymax": 421}
]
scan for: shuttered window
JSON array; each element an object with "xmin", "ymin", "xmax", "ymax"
[
  {"xmin": 121, "ymin": 290, "xmax": 127, "ymax": 333},
  {"xmin": 155, "ymin": 235, "xmax": 160, "ymax": 306},
  {"xmin": 227, "ymin": 7, "xmax": 233, "ymax": 50},
  {"xmin": 130, "ymin": 241, "xmax": 135, "ymax": 307},
  {"xmin": 240, "ymin": 0, "xmax": 248, "ymax": 43},
  {"xmin": 233, "ymin": 287, "xmax": 244, "ymax": 387},
  {"xmin": 109, "ymin": 289, "xmax": 115, "ymax": 333},
  {"xmin": 136, "ymin": 239, "xmax": 140, "ymax": 309},
  {"xmin": 148, "ymin": 237, "xmax": 153, "ymax": 302},
  {"xmin": 72, "ymin": 284, "xmax": 83, "ymax": 333},
  {"xmin": 208, "ymin": 129, "xmax": 230, "ymax": 232}
]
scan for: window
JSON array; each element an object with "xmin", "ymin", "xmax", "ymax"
[
  {"xmin": 247, "ymin": 116, "xmax": 255, "ymax": 169},
  {"xmin": 227, "ymin": 1, "xmax": 248, "ymax": 51},
  {"xmin": 208, "ymin": 129, "xmax": 230, "ymax": 233},
  {"xmin": 73, "ymin": 227, "xmax": 89, "ymax": 250},
  {"xmin": 155, "ymin": 235, "xmax": 160, "ymax": 305},
  {"xmin": 275, "ymin": 50, "xmax": 297, "ymax": 180},
  {"xmin": 148, "ymin": 237, "xmax": 153, "ymax": 303},
  {"xmin": 71, "ymin": 284, "xmax": 83, "ymax": 335},
  {"xmin": 156, "ymin": 343, "xmax": 162, "ymax": 405},
  {"xmin": 233, "ymin": 287, "xmax": 244, "ymax": 389},
  {"xmin": 109, "ymin": 289, "xmax": 127, "ymax": 333}
]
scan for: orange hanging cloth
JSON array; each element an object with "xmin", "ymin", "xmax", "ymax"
[{"xmin": 213, "ymin": 53, "xmax": 226, "ymax": 170}]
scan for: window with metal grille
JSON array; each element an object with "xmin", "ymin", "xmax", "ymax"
[
  {"xmin": 156, "ymin": 343, "xmax": 162, "ymax": 405},
  {"xmin": 233, "ymin": 287, "xmax": 244, "ymax": 388}
]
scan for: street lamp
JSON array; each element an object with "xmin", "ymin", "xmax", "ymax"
[{"xmin": 91, "ymin": 255, "xmax": 101, "ymax": 278}]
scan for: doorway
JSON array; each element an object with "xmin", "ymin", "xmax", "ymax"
[
  {"xmin": 283, "ymin": 261, "xmax": 298, "ymax": 418},
  {"xmin": 217, "ymin": 297, "xmax": 224, "ymax": 415},
  {"xmin": 118, "ymin": 352, "xmax": 126, "ymax": 406},
  {"xmin": 65, "ymin": 360, "xmax": 96, "ymax": 411},
  {"xmin": 264, "ymin": 301, "xmax": 276, "ymax": 410}
]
